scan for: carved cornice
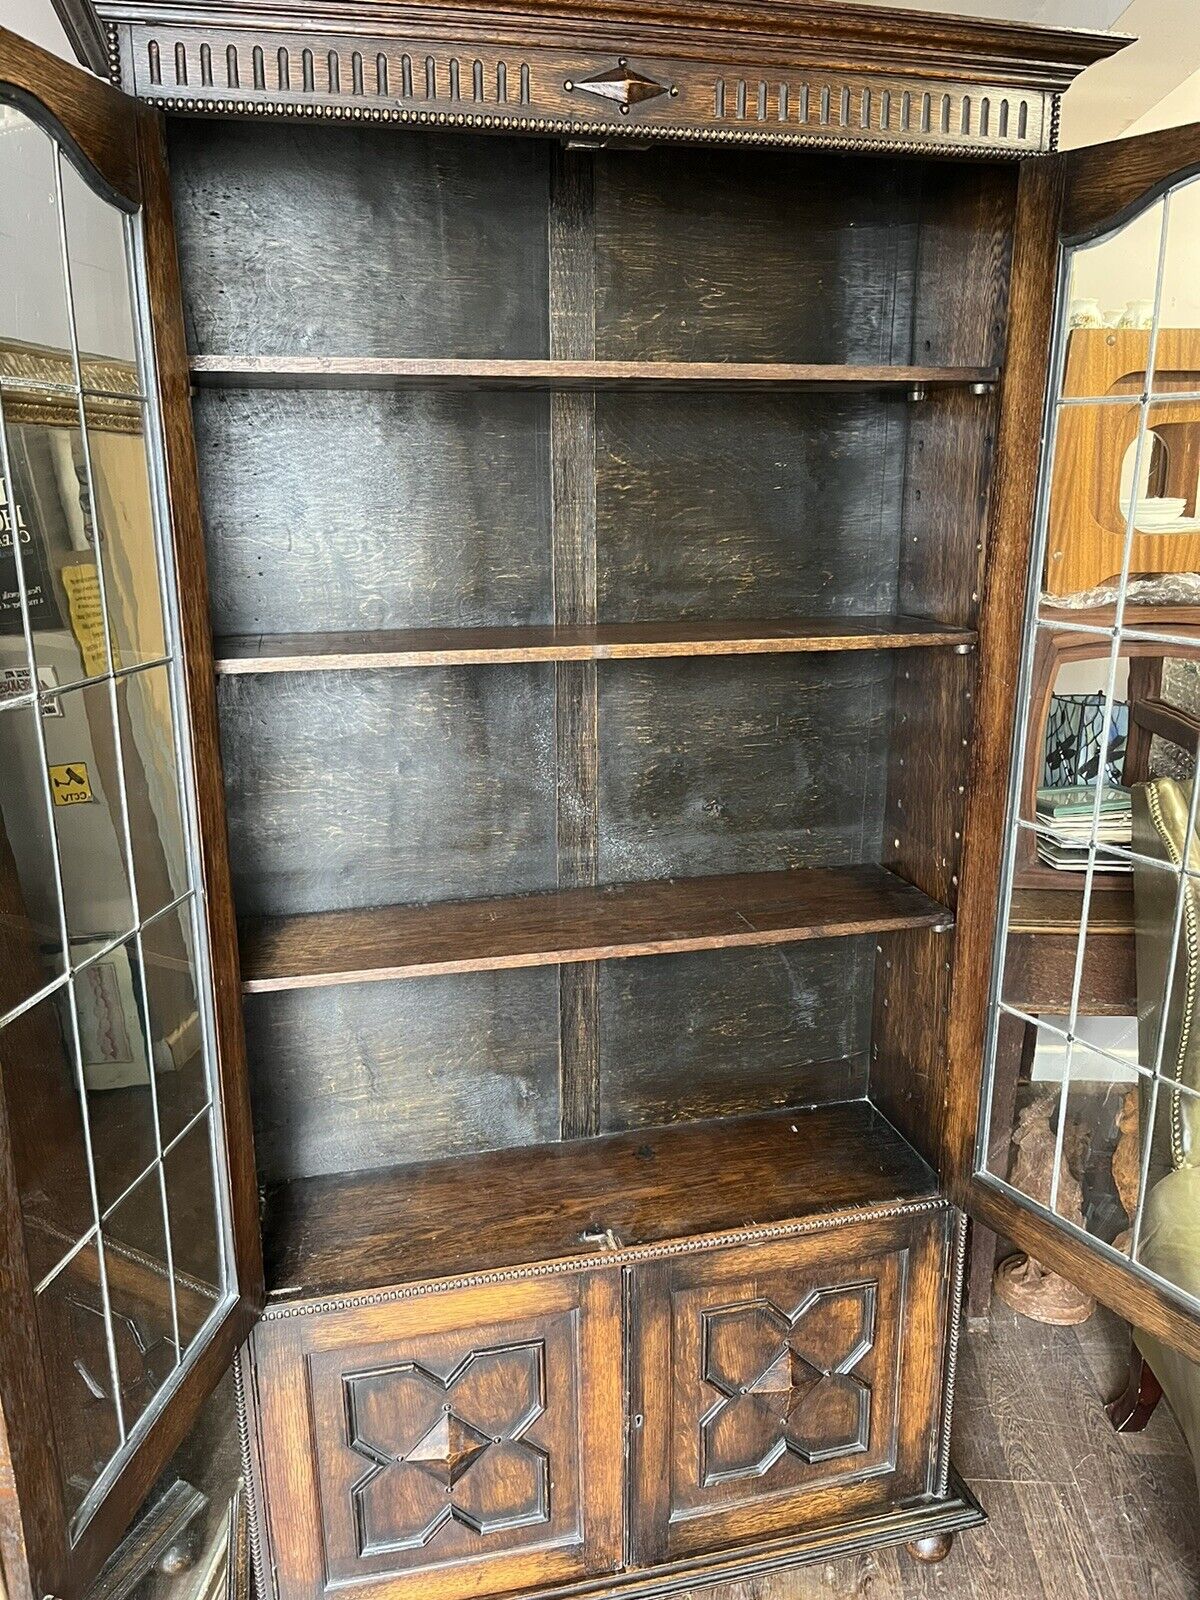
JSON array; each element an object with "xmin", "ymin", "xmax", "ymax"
[
  {"xmin": 259, "ymin": 1194, "xmax": 951, "ymax": 1321},
  {"xmin": 103, "ymin": 24, "xmax": 1067, "ymax": 154},
  {"xmin": 92, "ymin": 2, "xmax": 1127, "ymax": 91}
]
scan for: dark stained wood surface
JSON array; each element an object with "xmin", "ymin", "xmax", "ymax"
[
  {"xmin": 218, "ymin": 665, "xmax": 558, "ymax": 918},
  {"xmin": 262, "ymin": 1101, "xmax": 939, "ymax": 1299},
  {"xmin": 168, "ymin": 122, "xmax": 549, "ymax": 360},
  {"xmin": 189, "ymin": 356, "xmax": 1000, "ymax": 390},
  {"xmin": 244, "ymin": 967, "xmax": 561, "ymax": 1183},
  {"xmin": 239, "ymin": 865, "xmax": 952, "ymax": 992},
  {"xmin": 597, "ymin": 941, "xmax": 872, "ymax": 1133},
  {"xmin": 213, "ymin": 616, "xmax": 975, "ymax": 673},
  {"xmin": 1061, "ymin": 121, "xmax": 1200, "ymax": 242}
]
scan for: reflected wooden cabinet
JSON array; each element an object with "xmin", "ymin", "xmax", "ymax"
[{"xmin": 3, "ymin": 6, "xmax": 1200, "ymax": 1600}]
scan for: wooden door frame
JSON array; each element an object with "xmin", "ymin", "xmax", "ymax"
[
  {"xmin": 946, "ymin": 125, "xmax": 1200, "ymax": 1364},
  {"xmin": 0, "ymin": 27, "xmax": 262, "ymax": 1600}
]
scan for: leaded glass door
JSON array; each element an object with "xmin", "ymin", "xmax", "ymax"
[
  {"xmin": 959, "ymin": 127, "xmax": 1200, "ymax": 1360},
  {"xmin": 0, "ymin": 27, "xmax": 260, "ymax": 1600}
]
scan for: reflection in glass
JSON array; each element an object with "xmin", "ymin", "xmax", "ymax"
[
  {"xmin": 44, "ymin": 679, "xmax": 133, "ymax": 947},
  {"xmin": 117, "ymin": 666, "xmax": 188, "ymax": 917},
  {"xmin": 77, "ymin": 933, "xmax": 157, "ymax": 1211},
  {"xmin": 1061, "ymin": 199, "xmax": 1162, "ymax": 402},
  {"xmin": 102, "ymin": 1168, "xmax": 178, "ymax": 1432},
  {"xmin": 2, "ymin": 413, "xmax": 108, "ymax": 691},
  {"xmin": 0, "ymin": 108, "xmax": 72, "ymax": 356},
  {"xmin": 164, "ymin": 1113, "xmax": 224, "ymax": 1353},
  {"xmin": 59, "ymin": 156, "xmax": 138, "ymax": 369},
  {"xmin": 84, "ymin": 398, "xmax": 166, "ymax": 669},
  {"xmin": 1042, "ymin": 401, "xmax": 1142, "ymax": 602},
  {"xmin": 0, "ymin": 103, "xmax": 232, "ymax": 1533},
  {"xmin": 981, "ymin": 171, "xmax": 1200, "ymax": 1317},
  {"xmin": 35, "ymin": 1238, "xmax": 122, "ymax": 1519},
  {"xmin": 0, "ymin": 698, "xmax": 66, "ymax": 1004},
  {"xmin": 141, "ymin": 899, "xmax": 206, "ymax": 1147},
  {"xmin": 0, "ymin": 988, "xmax": 95, "ymax": 1264}
]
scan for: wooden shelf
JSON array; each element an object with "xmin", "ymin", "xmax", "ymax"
[
  {"xmin": 189, "ymin": 356, "xmax": 999, "ymax": 391},
  {"xmin": 239, "ymin": 865, "xmax": 951, "ymax": 994},
  {"xmin": 263, "ymin": 1101, "xmax": 940, "ymax": 1301},
  {"xmin": 214, "ymin": 616, "xmax": 976, "ymax": 675}
]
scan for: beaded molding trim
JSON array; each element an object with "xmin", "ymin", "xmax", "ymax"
[
  {"xmin": 260, "ymin": 1194, "xmax": 951, "ymax": 1321},
  {"xmin": 935, "ymin": 1209, "xmax": 969, "ymax": 1498},
  {"xmin": 110, "ymin": 23, "xmax": 1052, "ymax": 155},
  {"xmin": 137, "ymin": 97, "xmax": 1036, "ymax": 159}
]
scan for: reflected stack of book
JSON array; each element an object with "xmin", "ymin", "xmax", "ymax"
[{"xmin": 1036, "ymin": 785, "xmax": 1133, "ymax": 872}]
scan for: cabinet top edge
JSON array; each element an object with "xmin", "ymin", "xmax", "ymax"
[{"xmin": 90, "ymin": 0, "xmax": 1128, "ymax": 89}]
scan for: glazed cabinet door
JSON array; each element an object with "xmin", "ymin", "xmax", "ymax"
[
  {"xmin": 246, "ymin": 1272, "xmax": 625, "ymax": 1600},
  {"xmin": 951, "ymin": 124, "xmax": 1200, "ymax": 1360},
  {"xmin": 0, "ymin": 26, "xmax": 261, "ymax": 1600},
  {"xmin": 628, "ymin": 1210, "xmax": 950, "ymax": 1566}
]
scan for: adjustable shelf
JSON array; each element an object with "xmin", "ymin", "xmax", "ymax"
[
  {"xmin": 263, "ymin": 1101, "xmax": 940, "ymax": 1301},
  {"xmin": 239, "ymin": 865, "xmax": 952, "ymax": 994},
  {"xmin": 213, "ymin": 616, "xmax": 977, "ymax": 675},
  {"xmin": 189, "ymin": 356, "xmax": 1000, "ymax": 391}
]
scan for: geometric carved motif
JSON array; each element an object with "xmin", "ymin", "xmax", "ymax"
[
  {"xmin": 344, "ymin": 1341, "xmax": 549, "ymax": 1554},
  {"xmin": 700, "ymin": 1282, "xmax": 876, "ymax": 1484}
]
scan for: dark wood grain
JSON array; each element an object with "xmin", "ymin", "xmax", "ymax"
[
  {"xmin": 253, "ymin": 1272, "xmax": 624, "ymax": 1600},
  {"xmin": 194, "ymin": 387, "xmax": 552, "ymax": 637},
  {"xmin": 594, "ymin": 393, "xmax": 907, "ymax": 624},
  {"xmin": 597, "ymin": 941, "xmax": 873, "ymax": 1132},
  {"xmin": 262, "ymin": 1101, "xmax": 939, "ymax": 1300},
  {"xmin": 549, "ymin": 146, "xmax": 600, "ymax": 1142},
  {"xmin": 218, "ymin": 666, "xmax": 557, "ymax": 917},
  {"xmin": 593, "ymin": 147, "xmax": 920, "ymax": 365},
  {"xmin": 239, "ymin": 865, "xmax": 952, "ymax": 992},
  {"xmin": 167, "ymin": 121, "xmax": 549, "ymax": 359},
  {"xmin": 629, "ymin": 1211, "xmax": 948, "ymax": 1565},
  {"xmin": 1061, "ymin": 122, "xmax": 1200, "ymax": 242},
  {"xmin": 596, "ymin": 653, "xmax": 893, "ymax": 882},
  {"xmin": 942, "ymin": 156, "xmax": 1063, "ymax": 1207},
  {"xmin": 212, "ymin": 617, "xmax": 975, "ymax": 672},
  {"xmin": 243, "ymin": 968, "xmax": 560, "ymax": 1183},
  {"xmin": 188, "ymin": 356, "xmax": 1000, "ymax": 390}
]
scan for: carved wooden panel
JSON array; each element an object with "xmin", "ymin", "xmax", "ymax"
[
  {"xmin": 248, "ymin": 1272, "xmax": 623, "ymax": 1600},
  {"xmin": 104, "ymin": 20, "xmax": 1057, "ymax": 155},
  {"xmin": 629, "ymin": 1209, "xmax": 949, "ymax": 1564}
]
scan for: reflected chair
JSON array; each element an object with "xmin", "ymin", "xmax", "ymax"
[{"xmin": 1110, "ymin": 776, "xmax": 1200, "ymax": 1492}]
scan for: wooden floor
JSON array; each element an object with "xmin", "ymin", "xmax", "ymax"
[{"xmin": 696, "ymin": 1304, "xmax": 1200, "ymax": 1600}]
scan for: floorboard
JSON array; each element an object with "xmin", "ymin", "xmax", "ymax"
[{"xmin": 690, "ymin": 1304, "xmax": 1199, "ymax": 1600}]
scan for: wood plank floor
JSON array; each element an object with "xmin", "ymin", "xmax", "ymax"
[{"xmin": 695, "ymin": 1304, "xmax": 1200, "ymax": 1600}]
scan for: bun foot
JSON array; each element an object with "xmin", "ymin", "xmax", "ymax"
[{"xmin": 906, "ymin": 1532, "xmax": 954, "ymax": 1564}]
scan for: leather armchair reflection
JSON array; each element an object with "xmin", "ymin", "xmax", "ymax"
[{"xmin": 1117, "ymin": 778, "xmax": 1200, "ymax": 1488}]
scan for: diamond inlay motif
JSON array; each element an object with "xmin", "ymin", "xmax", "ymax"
[
  {"xmin": 564, "ymin": 59, "xmax": 673, "ymax": 113},
  {"xmin": 406, "ymin": 1412, "xmax": 492, "ymax": 1488},
  {"xmin": 700, "ymin": 1283, "xmax": 877, "ymax": 1484},
  {"xmin": 344, "ymin": 1341, "xmax": 549, "ymax": 1554}
]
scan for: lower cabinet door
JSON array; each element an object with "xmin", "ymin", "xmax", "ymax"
[
  {"xmin": 248, "ymin": 1271, "xmax": 624, "ymax": 1600},
  {"xmin": 629, "ymin": 1208, "xmax": 950, "ymax": 1565}
]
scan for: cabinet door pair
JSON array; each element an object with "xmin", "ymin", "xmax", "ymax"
[{"xmin": 248, "ymin": 1211, "xmax": 946, "ymax": 1600}]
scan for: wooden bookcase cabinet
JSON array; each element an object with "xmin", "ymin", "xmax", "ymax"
[{"xmin": 12, "ymin": 9, "xmax": 1200, "ymax": 1600}]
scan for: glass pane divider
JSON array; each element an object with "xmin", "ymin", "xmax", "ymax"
[
  {"xmin": 1044, "ymin": 199, "xmax": 1171, "ymax": 1216},
  {"xmin": 55, "ymin": 143, "xmax": 143, "ymax": 1451},
  {"xmin": 33, "ymin": 1223, "xmax": 100, "ymax": 1296}
]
